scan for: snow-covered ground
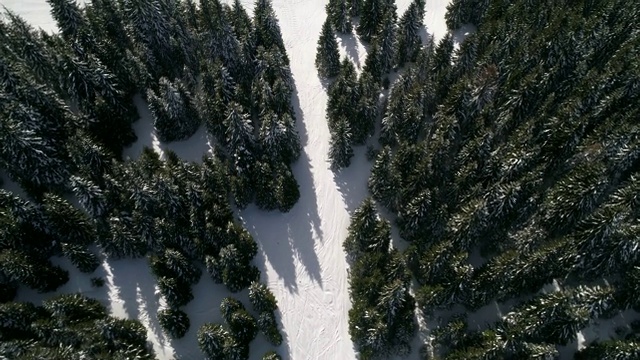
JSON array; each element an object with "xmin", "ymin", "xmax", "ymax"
[{"xmin": 4, "ymin": 0, "xmax": 452, "ymax": 359}]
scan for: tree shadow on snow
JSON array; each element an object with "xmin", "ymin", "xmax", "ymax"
[
  {"xmin": 332, "ymin": 146, "xmax": 374, "ymax": 214},
  {"xmin": 240, "ymin": 84, "xmax": 324, "ymax": 293},
  {"xmin": 337, "ymin": 31, "xmax": 362, "ymax": 70},
  {"xmin": 102, "ymin": 258, "xmax": 176, "ymax": 359}
]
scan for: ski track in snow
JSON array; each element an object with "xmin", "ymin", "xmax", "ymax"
[{"xmin": 5, "ymin": 0, "xmax": 451, "ymax": 359}]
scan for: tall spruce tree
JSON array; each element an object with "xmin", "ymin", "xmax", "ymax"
[
  {"xmin": 326, "ymin": 0, "xmax": 352, "ymax": 34},
  {"xmin": 328, "ymin": 117, "xmax": 354, "ymax": 169},
  {"xmin": 394, "ymin": 0, "xmax": 424, "ymax": 67},
  {"xmin": 147, "ymin": 77, "xmax": 201, "ymax": 143},
  {"xmin": 315, "ymin": 18, "xmax": 341, "ymax": 79}
]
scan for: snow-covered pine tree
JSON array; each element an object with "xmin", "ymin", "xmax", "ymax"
[
  {"xmin": 158, "ymin": 308, "xmax": 190, "ymax": 338},
  {"xmin": 47, "ymin": 0, "xmax": 88, "ymax": 43},
  {"xmin": 123, "ymin": 0, "xmax": 173, "ymax": 76},
  {"xmin": 377, "ymin": 10, "xmax": 397, "ymax": 74},
  {"xmin": 363, "ymin": 40, "xmax": 383, "ymax": 80},
  {"xmin": 349, "ymin": 0, "xmax": 363, "ymax": 16},
  {"xmin": 327, "ymin": 58, "xmax": 359, "ymax": 131},
  {"xmin": 198, "ymin": 323, "xmax": 231, "ymax": 358},
  {"xmin": 394, "ymin": 0, "xmax": 424, "ymax": 67},
  {"xmin": 253, "ymin": 0, "xmax": 288, "ymax": 63},
  {"xmin": 248, "ymin": 281, "xmax": 278, "ymax": 312},
  {"xmin": 227, "ymin": 308, "xmax": 258, "ymax": 345},
  {"xmin": 328, "ymin": 117, "xmax": 354, "ymax": 170},
  {"xmin": 230, "ymin": 0, "xmax": 253, "ymax": 41},
  {"xmin": 263, "ymin": 351, "xmax": 283, "ymax": 360},
  {"xmin": 368, "ymin": 146, "xmax": 401, "ymax": 211},
  {"xmin": 225, "ymin": 101, "xmax": 255, "ymax": 175},
  {"xmin": 253, "ymin": 160, "xmax": 278, "ymax": 210},
  {"xmin": 257, "ymin": 311, "xmax": 283, "ymax": 345},
  {"xmin": 326, "ymin": 0, "xmax": 352, "ymax": 34},
  {"xmin": 157, "ymin": 276, "xmax": 194, "ymax": 308},
  {"xmin": 315, "ymin": 18, "xmax": 341, "ymax": 79},
  {"xmin": 352, "ymin": 71, "xmax": 379, "ymax": 144},
  {"xmin": 150, "ymin": 248, "xmax": 202, "ymax": 285},
  {"xmin": 61, "ymin": 243, "xmax": 100, "ymax": 273},
  {"xmin": 148, "ymin": 77, "xmax": 200, "ymax": 143},
  {"xmin": 70, "ymin": 175, "xmax": 106, "ymax": 218},
  {"xmin": 274, "ymin": 162, "xmax": 300, "ymax": 212},
  {"xmin": 357, "ymin": 0, "xmax": 383, "ymax": 42}
]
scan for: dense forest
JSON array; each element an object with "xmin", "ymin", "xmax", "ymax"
[
  {"xmin": 0, "ymin": 0, "xmax": 296, "ymax": 358},
  {"xmin": 318, "ymin": 0, "xmax": 640, "ymax": 358}
]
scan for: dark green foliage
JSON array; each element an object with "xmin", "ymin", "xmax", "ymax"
[
  {"xmin": 344, "ymin": 198, "xmax": 416, "ymax": 358},
  {"xmin": 257, "ymin": 311, "xmax": 283, "ymax": 346},
  {"xmin": 576, "ymin": 340, "xmax": 640, "ymax": 360},
  {"xmin": 262, "ymin": 351, "xmax": 282, "ymax": 360},
  {"xmin": 206, "ymin": 223, "xmax": 260, "ymax": 292},
  {"xmin": 315, "ymin": 18, "xmax": 341, "ymax": 79},
  {"xmin": 147, "ymin": 77, "xmax": 201, "ymax": 143},
  {"xmin": 248, "ymin": 281, "xmax": 278, "ymax": 313},
  {"xmin": 158, "ymin": 308, "xmax": 190, "ymax": 338},
  {"xmin": 227, "ymin": 309, "xmax": 258, "ymax": 344},
  {"xmin": 326, "ymin": 0, "xmax": 352, "ymax": 34},
  {"xmin": 198, "ymin": 323, "xmax": 231, "ymax": 359},
  {"xmin": 0, "ymin": 295, "xmax": 154, "ymax": 359},
  {"xmin": 62, "ymin": 243, "xmax": 100, "ymax": 273},
  {"xmin": 328, "ymin": 117, "xmax": 354, "ymax": 169},
  {"xmin": 357, "ymin": 0, "xmax": 395, "ymax": 43},
  {"xmin": 149, "ymin": 248, "xmax": 202, "ymax": 285},
  {"xmin": 157, "ymin": 276, "xmax": 194, "ymax": 308},
  {"xmin": 394, "ymin": 0, "xmax": 423, "ymax": 67}
]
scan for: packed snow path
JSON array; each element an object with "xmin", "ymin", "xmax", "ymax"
[{"xmin": 4, "ymin": 0, "xmax": 451, "ymax": 358}]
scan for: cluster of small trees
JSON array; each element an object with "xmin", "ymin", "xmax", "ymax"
[
  {"xmin": 332, "ymin": 0, "xmax": 640, "ymax": 356},
  {"xmin": 0, "ymin": 294, "xmax": 155, "ymax": 358},
  {"xmin": 197, "ymin": 282, "xmax": 282, "ymax": 360},
  {"xmin": 316, "ymin": 0, "xmax": 426, "ymax": 169},
  {"xmin": 344, "ymin": 198, "xmax": 415, "ymax": 359}
]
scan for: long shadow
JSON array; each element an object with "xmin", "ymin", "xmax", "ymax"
[
  {"xmin": 103, "ymin": 258, "xmax": 175, "ymax": 359},
  {"xmin": 337, "ymin": 30, "xmax": 362, "ymax": 69},
  {"xmin": 240, "ymin": 82, "xmax": 324, "ymax": 292},
  {"xmin": 332, "ymin": 146, "xmax": 374, "ymax": 214}
]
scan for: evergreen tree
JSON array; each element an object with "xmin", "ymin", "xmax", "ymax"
[
  {"xmin": 349, "ymin": 0, "xmax": 363, "ymax": 16},
  {"xmin": 248, "ymin": 281, "xmax": 278, "ymax": 312},
  {"xmin": 158, "ymin": 308, "xmax": 190, "ymax": 338},
  {"xmin": 357, "ymin": 0, "xmax": 384, "ymax": 42},
  {"xmin": 328, "ymin": 117, "xmax": 354, "ymax": 170},
  {"xmin": 352, "ymin": 71, "xmax": 379, "ymax": 144},
  {"xmin": 368, "ymin": 146, "xmax": 401, "ymax": 211},
  {"xmin": 147, "ymin": 77, "xmax": 201, "ymax": 143},
  {"xmin": 376, "ymin": 11, "xmax": 397, "ymax": 74},
  {"xmin": 327, "ymin": 58, "xmax": 359, "ymax": 131},
  {"xmin": 257, "ymin": 311, "xmax": 283, "ymax": 346},
  {"xmin": 262, "ymin": 351, "xmax": 282, "ymax": 360},
  {"xmin": 253, "ymin": 0, "xmax": 288, "ymax": 62},
  {"xmin": 363, "ymin": 40, "xmax": 383, "ymax": 80},
  {"xmin": 394, "ymin": 0, "xmax": 423, "ymax": 67},
  {"xmin": 47, "ymin": 0, "xmax": 88, "ymax": 43},
  {"xmin": 198, "ymin": 323, "xmax": 232, "ymax": 359},
  {"xmin": 274, "ymin": 162, "xmax": 300, "ymax": 212},
  {"xmin": 315, "ymin": 18, "xmax": 341, "ymax": 79},
  {"xmin": 326, "ymin": 0, "xmax": 352, "ymax": 34},
  {"xmin": 225, "ymin": 102, "xmax": 255, "ymax": 175}
]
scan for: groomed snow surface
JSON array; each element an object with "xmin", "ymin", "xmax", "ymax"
[{"xmin": 5, "ymin": 0, "xmax": 447, "ymax": 359}]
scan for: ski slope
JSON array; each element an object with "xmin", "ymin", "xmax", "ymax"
[{"xmin": 4, "ymin": 0, "xmax": 452, "ymax": 358}]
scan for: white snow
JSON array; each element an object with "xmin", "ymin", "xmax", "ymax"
[{"xmin": 3, "ymin": 0, "xmax": 453, "ymax": 359}]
